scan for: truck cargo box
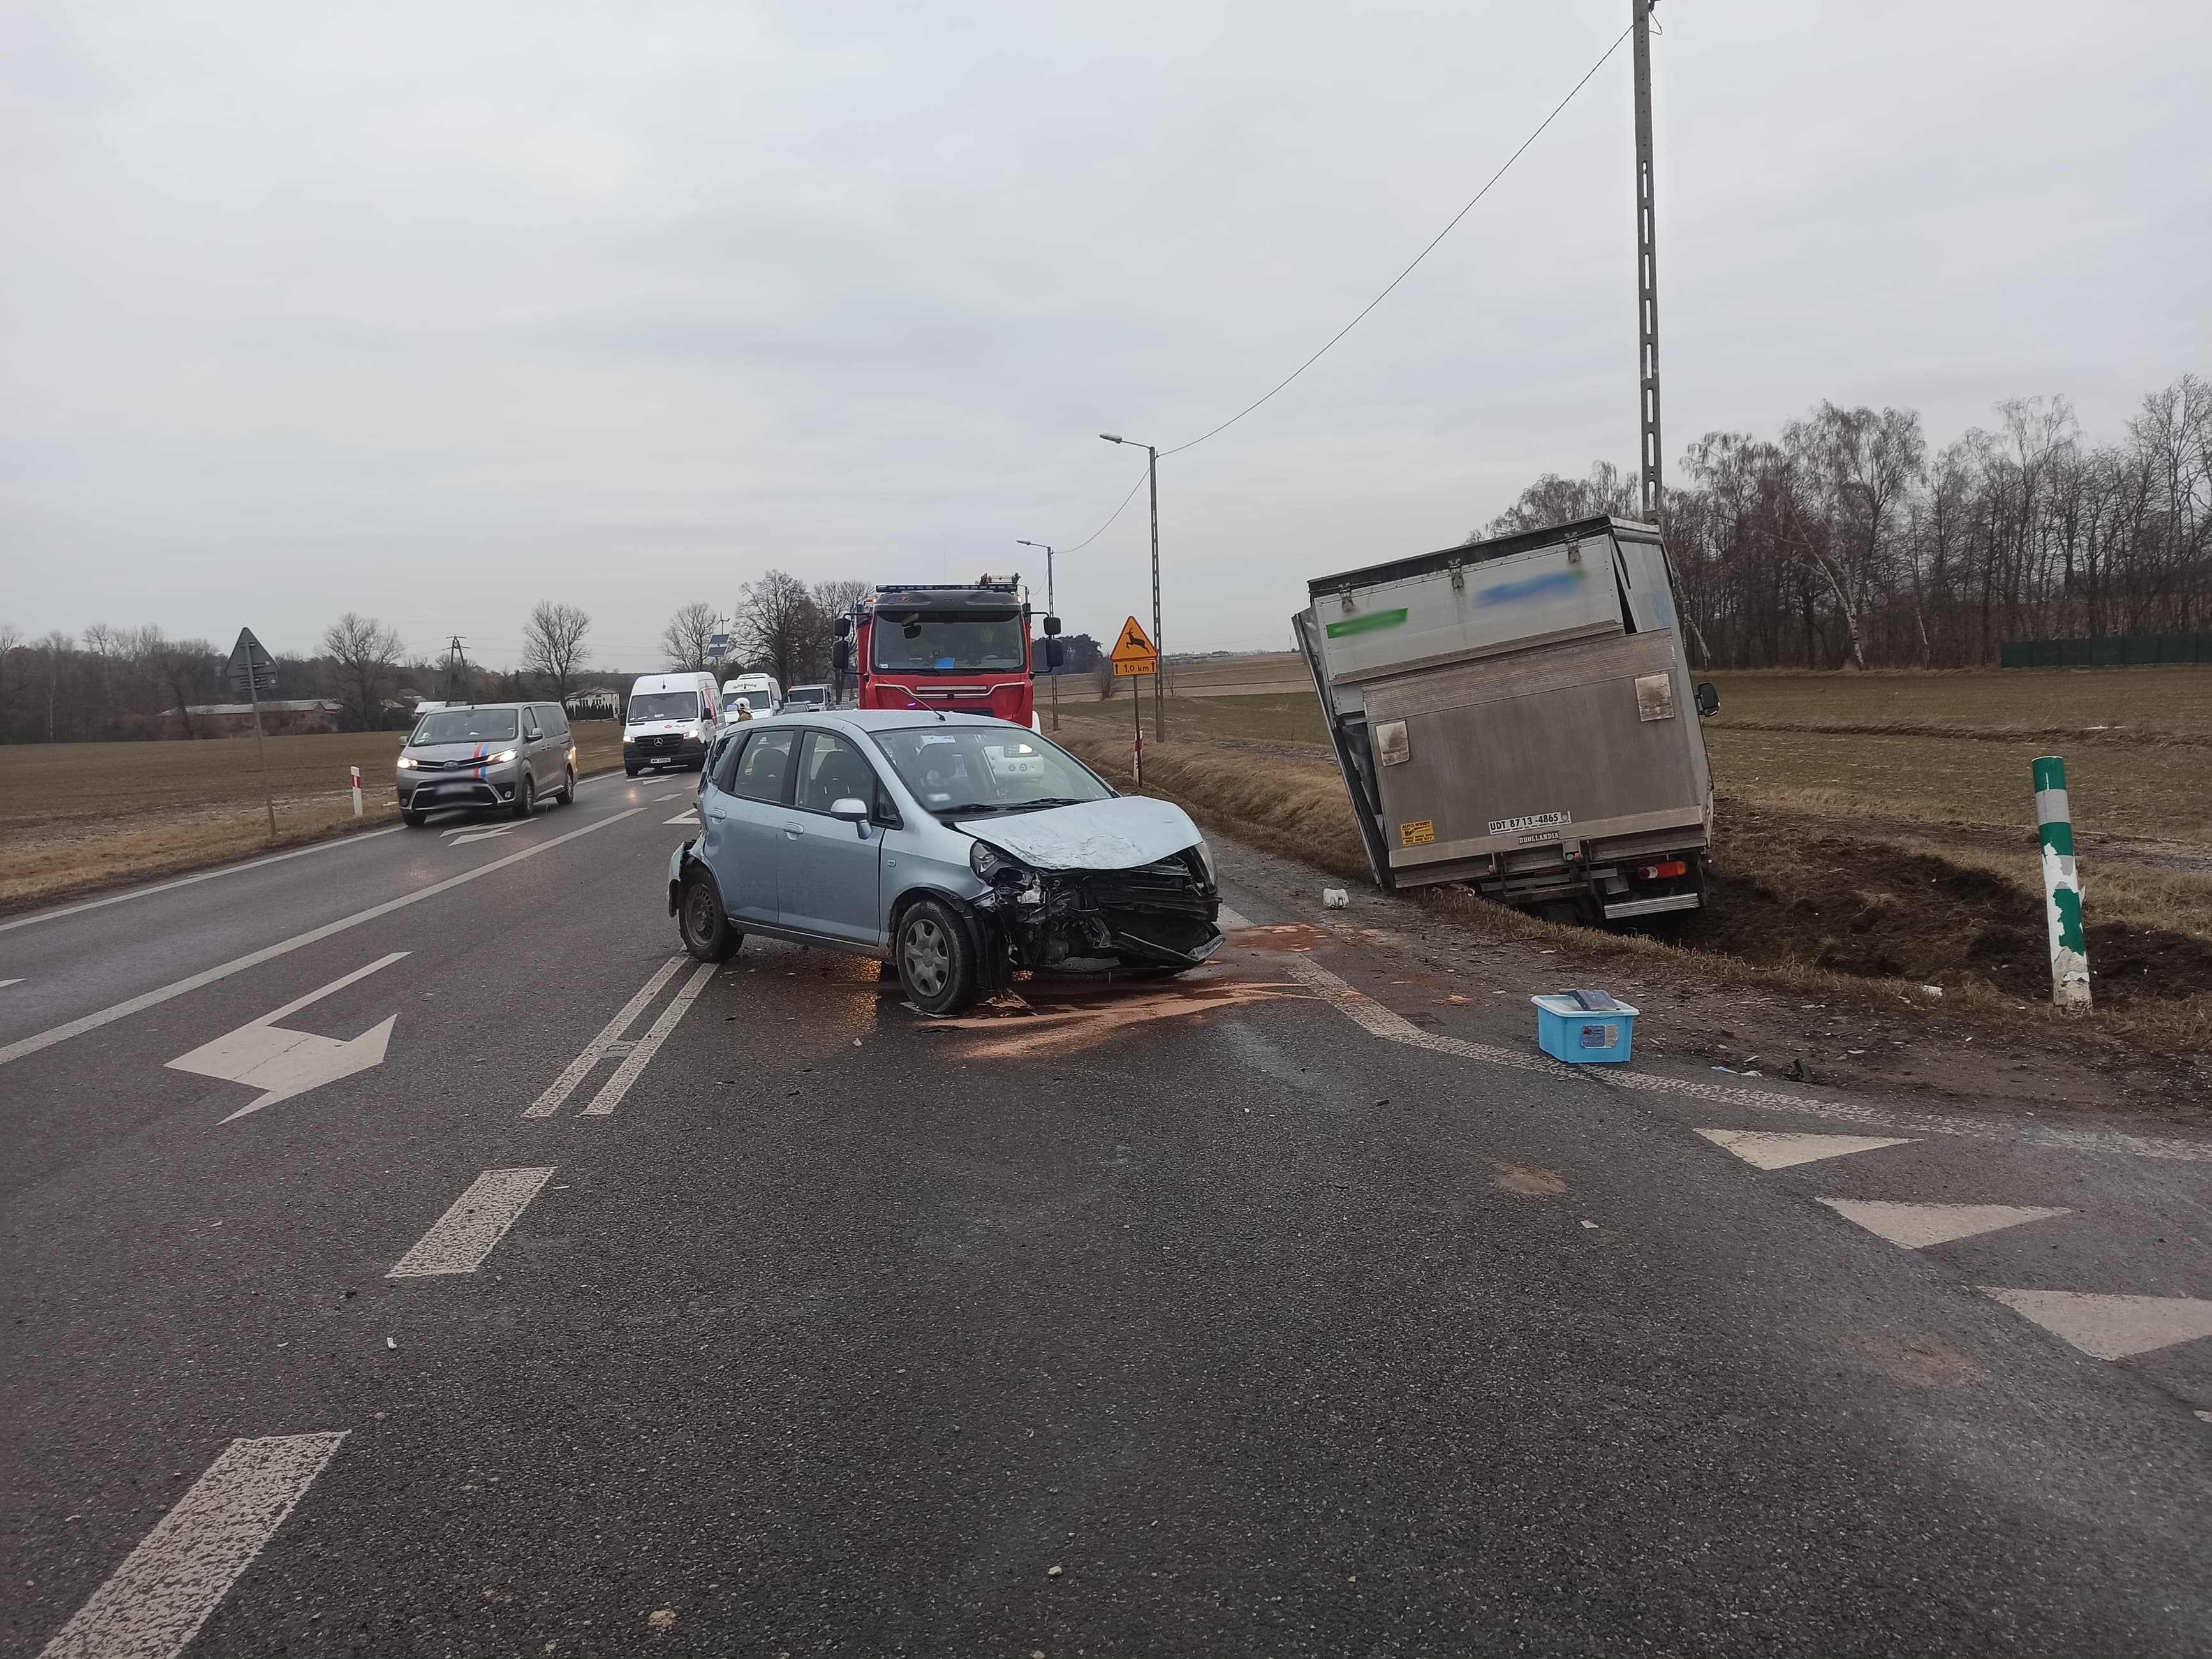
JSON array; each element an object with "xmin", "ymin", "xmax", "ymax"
[{"xmin": 1293, "ymin": 515, "xmax": 1716, "ymax": 921}]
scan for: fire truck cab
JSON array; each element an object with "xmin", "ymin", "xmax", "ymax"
[{"xmin": 833, "ymin": 576, "xmax": 1063, "ymax": 728}]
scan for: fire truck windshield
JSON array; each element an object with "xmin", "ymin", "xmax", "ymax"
[{"xmin": 871, "ymin": 612, "xmax": 1025, "ymax": 674}]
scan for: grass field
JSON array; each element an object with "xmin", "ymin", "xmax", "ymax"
[{"xmin": 0, "ymin": 723, "xmax": 627, "ymax": 910}]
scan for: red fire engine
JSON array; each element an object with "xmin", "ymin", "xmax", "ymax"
[{"xmin": 832, "ymin": 577, "xmax": 1063, "ymax": 728}]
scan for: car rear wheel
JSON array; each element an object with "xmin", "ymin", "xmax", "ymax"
[
  {"xmin": 897, "ymin": 898, "xmax": 978, "ymax": 1017},
  {"xmin": 678, "ymin": 871, "xmax": 741, "ymax": 962},
  {"xmin": 511, "ymin": 774, "xmax": 536, "ymax": 819}
]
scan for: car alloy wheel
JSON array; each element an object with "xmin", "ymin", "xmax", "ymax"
[{"xmin": 901, "ymin": 915, "xmax": 950, "ymax": 999}]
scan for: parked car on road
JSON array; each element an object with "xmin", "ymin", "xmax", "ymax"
[
  {"xmin": 396, "ymin": 701, "xmax": 575, "ymax": 825},
  {"xmin": 667, "ymin": 711, "xmax": 1221, "ymax": 1014},
  {"xmin": 625, "ymin": 672, "xmax": 725, "ymax": 776}
]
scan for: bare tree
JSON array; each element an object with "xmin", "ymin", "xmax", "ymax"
[
  {"xmin": 520, "ymin": 601, "xmax": 592, "ymax": 704},
  {"xmin": 321, "ymin": 612, "xmax": 404, "ymax": 732},
  {"xmin": 661, "ymin": 601, "xmax": 721, "ymax": 672},
  {"xmin": 1473, "ymin": 462, "xmax": 1641, "ymax": 542},
  {"xmin": 737, "ymin": 570, "xmax": 825, "ymax": 688}
]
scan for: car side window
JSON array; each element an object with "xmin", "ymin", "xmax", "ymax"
[
  {"xmin": 794, "ymin": 731, "xmax": 880, "ymax": 815},
  {"xmin": 730, "ymin": 728, "xmax": 795, "ymax": 804},
  {"xmin": 709, "ymin": 730, "xmax": 746, "ymax": 792}
]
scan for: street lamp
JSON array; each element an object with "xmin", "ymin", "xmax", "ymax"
[
  {"xmin": 1015, "ymin": 539, "xmax": 1060, "ymax": 732},
  {"xmin": 1098, "ymin": 434, "xmax": 1163, "ymax": 742}
]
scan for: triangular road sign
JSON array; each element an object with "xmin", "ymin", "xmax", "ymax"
[{"xmin": 1110, "ymin": 616, "xmax": 1158, "ymax": 665}]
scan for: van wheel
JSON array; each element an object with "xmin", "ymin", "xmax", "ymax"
[
  {"xmin": 897, "ymin": 898, "xmax": 978, "ymax": 1016},
  {"xmin": 678, "ymin": 872, "xmax": 741, "ymax": 962},
  {"xmin": 511, "ymin": 775, "xmax": 535, "ymax": 819},
  {"xmin": 401, "ymin": 806, "xmax": 428, "ymax": 828},
  {"xmin": 554, "ymin": 767, "xmax": 575, "ymax": 804}
]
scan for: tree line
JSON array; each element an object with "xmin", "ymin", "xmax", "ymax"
[
  {"xmin": 1478, "ymin": 372, "xmax": 2210, "ymax": 668},
  {"xmin": 0, "ymin": 602, "xmax": 605, "ymax": 743}
]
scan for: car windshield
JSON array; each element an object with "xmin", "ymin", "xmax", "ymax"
[
  {"xmin": 629, "ymin": 691, "xmax": 698, "ymax": 723},
  {"xmin": 871, "ymin": 612, "xmax": 1025, "ymax": 674},
  {"xmin": 873, "ymin": 728, "xmax": 1111, "ymax": 816},
  {"xmin": 411, "ymin": 709, "xmax": 517, "ymax": 745}
]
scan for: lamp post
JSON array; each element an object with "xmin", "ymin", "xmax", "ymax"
[
  {"xmin": 1098, "ymin": 434, "xmax": 1162, "ymax": 741},
  {"xmin": 1015, "ymin": 539, "xmax": 1059, "ymax": 732}
]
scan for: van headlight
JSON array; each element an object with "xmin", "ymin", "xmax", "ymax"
[{"xmin": 396, "ymin": 756, "xmax": 418, "ymax": 769}]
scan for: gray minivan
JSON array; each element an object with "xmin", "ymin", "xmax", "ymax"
[{"xmin": 396, "ymin": 702, "xmax": 576, "ymax": 825}]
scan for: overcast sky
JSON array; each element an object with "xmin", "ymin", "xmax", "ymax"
[{"xmin": 4, "ymin": 1, "xmax": 2207, "ymax": 667}]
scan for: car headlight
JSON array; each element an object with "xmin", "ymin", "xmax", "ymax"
[
  {"xmin": 1192, "ymin": 838, "xmax": 1217, "ymax": 886},
  {"xmin": 489, "ymin": 749, "xmax": 518, "ymax": 763},
  {"xmin": 396, "ymin": 756, "xmax": 417, "ymax": 769},
  {"xmin": 970, "ymin": 840, "xmax": 1027, "ymax": 885}
]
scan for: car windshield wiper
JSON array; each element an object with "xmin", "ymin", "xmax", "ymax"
[{"xmin": 936, "ymin": 801, "xmax": 1008, "ymax": 816}]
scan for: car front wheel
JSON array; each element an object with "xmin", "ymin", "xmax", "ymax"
[
  {"xmin": 897, "ymin": 897, "xmax": 978, "ymax": 1017},
  {"xmin": 678, "ymin": 871, "xmax": 741, "ymax": 962}
]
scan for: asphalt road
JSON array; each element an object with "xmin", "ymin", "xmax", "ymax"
[{"xmin": 4, "ymin": 774, "xmax": 2209, "ymax": 1657}]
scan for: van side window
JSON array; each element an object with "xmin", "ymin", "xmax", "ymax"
[{"xmin": 522, "ymin": 709, "xmax": 543, "ymax": 740}]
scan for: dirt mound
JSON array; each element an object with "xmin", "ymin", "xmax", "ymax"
[{"xmin": 1681, "ymin": 818, "xmax": 2212, "ymax": 1008}]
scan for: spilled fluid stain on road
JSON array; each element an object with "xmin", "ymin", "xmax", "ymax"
[
  {"xmin": 919, "ymin": 972, "xmax": 1310, "ymax": 1059},
  {"xmin": 1491, "ymin": 1163, "xmax": 1568, "ymax": 1197}
]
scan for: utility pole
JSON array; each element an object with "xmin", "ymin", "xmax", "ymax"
[
  {"xmin": 442, "ymin": 635, "xmax": 469, "ymax": 704},
  {"xmin": 1098, "ymin": 434, "xmax": 1163, "ymax": 742},
  {"xmin": 1632, "ymin": 0, "xmax": 1663, "ymax": 527},
  {"xmin": 1016, "ymin": 540, "xmax": 1060, "ymax": 732}
]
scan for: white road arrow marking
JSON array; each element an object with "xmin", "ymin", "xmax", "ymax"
[
  {"xmin": 1982, "ymin": 1288, "xmax": 2212, "ymax": 1360},
  {"xmin": 1818, "ymin": 1198, "xmax": 2069, "ymax": 1249},
  {"xmin": 1693, "ymin": 1128, "xmax": 1914, "ymax": 1170},
  {"xmin": 166, "ymin": 953, "xmax": 407, "ymax": 1123}
]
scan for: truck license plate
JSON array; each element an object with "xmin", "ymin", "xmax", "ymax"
[{"xmin": 1489, "ymin": 810, "xmax": 1572, "ymax": 836}]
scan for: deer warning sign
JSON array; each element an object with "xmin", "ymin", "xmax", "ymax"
[{"xmin": 1110, "ymin": 616, "xmax": 1158, "ymax": 677}]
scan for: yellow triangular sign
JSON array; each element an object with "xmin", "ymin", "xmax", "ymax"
[{"xmin": 1110, "ymin": 616, "xmax": 1158, "ymax": 663}]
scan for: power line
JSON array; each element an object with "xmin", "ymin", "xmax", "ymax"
[{"xmin": 1058, "ymin": 18, "xmax": 1637, "ymax": 553}]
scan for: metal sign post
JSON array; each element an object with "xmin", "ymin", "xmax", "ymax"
[
  {"xmin": 226, "ymin": 628, "xmax": 279, "ymax": 839},
  {"xmin": 1110, "ymin": 616, "xmax": 1160, "ymax": 787}
]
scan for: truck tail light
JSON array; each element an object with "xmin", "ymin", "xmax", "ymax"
[{"xmin": 1635, "ymin": 859, "xmax": 1689, "ymax": 881}]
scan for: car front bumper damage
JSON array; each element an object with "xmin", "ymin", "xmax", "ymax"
[{"xmin": 973, "ymin": 852, "xmax": 1222, "ymax": 989}]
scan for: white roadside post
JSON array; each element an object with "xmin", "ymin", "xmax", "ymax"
[
  {"xmin": 350, "ymin": 765, "xmax": 364, "ymax": 818},
  {"xmin": 2033, "ymin": 755, "xmax": 2091, "ymax": 1011}
]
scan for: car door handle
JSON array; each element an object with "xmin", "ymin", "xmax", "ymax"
[{"xmin": 783, "ymin": 823, "xmax": 805, "ymax": 839}]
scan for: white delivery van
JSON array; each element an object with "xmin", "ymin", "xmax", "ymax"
[
  {"xmin": 624, "ymin": 672, "xmax": 724, "ymax": 776},
  {"xmin": 719, "ymin": 673, "xmax": 781, "ymax": 716}
]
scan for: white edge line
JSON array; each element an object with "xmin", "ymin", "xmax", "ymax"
[
  {"xmin": 1269, "ymin": 943, "xmax": 2212, "ymax": 1164},
  {"xmin": 581, "ymin": 961, "xmax": 716, "ymax": 1116},
  {"xmin": 525, "ymin": 955, "xmax": 687, "ymax": 1117},
  {"xmin": 0, "ymin": 770, "xmax": 625, "ymax": 936},
  {"xmin": 0, "ymin": 808, "xmax": 645, "ymax": 1069},
  {"xmin": 38, "ymin": 1431, "xmax": 346, "ymax": 1659}
]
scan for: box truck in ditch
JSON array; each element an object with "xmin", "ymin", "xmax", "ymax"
[{"xmin": 1292, "ymin": 515, "xmax": 1718, "ymax": 923}]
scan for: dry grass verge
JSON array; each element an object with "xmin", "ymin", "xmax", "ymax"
[{"xmin": 1061, "ymin": 732, "xmax": 2212, "ymax": 1057}]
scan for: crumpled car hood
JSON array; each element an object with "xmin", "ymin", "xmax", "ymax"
[{"xmin": 959, "ymin": 795, "xmax": 1201, "ymax": 872}]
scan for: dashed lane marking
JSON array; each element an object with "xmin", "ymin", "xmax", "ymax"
[
  {"xmin": 653, "ymin": 792, "xmax": 686, "ymax": 801},
  {"xmin": 0, "ymin": 978, "xmax": 20, "ymax": 989},
  {"xmin": 387, "ymin": 1167, "xmax": 556, "ymax": 1276},
  {"xmin": 0, "ymin": 809, "xmax": 644, "ymax": 1070},
  {"xmin": 1227, "ymin": 906, "xmax": 2212, "ymax": 1163},
  {"xmin": 1695, "ymin": 1128, "xmax": 1916, "ymax": 1170},
  {"xmin": 37, "ymin": 1432, "xmax": 346, "ymax": 1659},
  {"xmin": 582, "ymin": 961, "xmax": 715, "ymax": 1116},
  {"xmin": 1980, "ymin": 1289, "xmax": 2212, "ymax": 1361},
  {"xmin": 526, "ymin": 956, "xmax": 686, "ymax": 1117},
  {"xmin": 1818, "ymin": 1199, "xmax": 2070, "ymax": 1250},
  {"xmin": 665, "ymin": 811, "xmax": 699, "ymax": 825}
]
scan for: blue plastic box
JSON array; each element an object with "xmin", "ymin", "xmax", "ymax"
[{"xmin": 1532, "ymin": 994, "xmax": 1639, "ymax": 1065}]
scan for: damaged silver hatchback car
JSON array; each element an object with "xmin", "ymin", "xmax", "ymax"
[{"xmin": 667, "ymin": 711, "xmax": 1221, "ymax": 1014}]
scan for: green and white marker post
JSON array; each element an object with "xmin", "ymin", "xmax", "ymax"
[{"xmin": 2033, "ymin": 755, "xmax": 2091, "ymax": 1011}]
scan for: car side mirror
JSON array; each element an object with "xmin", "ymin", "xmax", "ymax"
[
  {"xmin": 1043, "ymin": 615, "xmax": 1062, "ymax": 637},
  {"xmin": 1694, "ymin": 682, "xmax": 1720, "ymax": 718},
  {"xmin": 834, "ymin": 617, "xmax": 851, "ymax": 638},
  {"xmin": 830, "ymin": 796, "xmax": 869, "ymax": 823}
]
